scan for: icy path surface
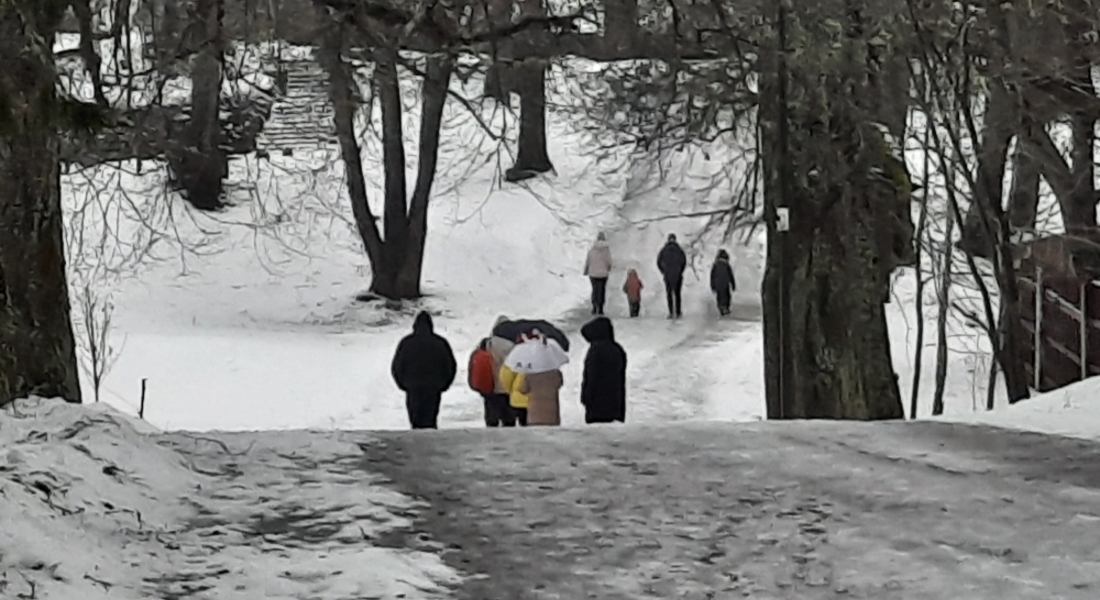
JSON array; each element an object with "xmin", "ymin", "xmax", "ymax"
[{"xmin": 360, "ymin": 422, "xmax": 1100, "ymax": 600}]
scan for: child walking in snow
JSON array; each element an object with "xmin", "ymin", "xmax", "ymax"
[{"xmin": 623, "ymin": 269, "xmax": 643, "ymax": 318}]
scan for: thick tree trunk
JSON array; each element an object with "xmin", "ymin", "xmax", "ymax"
[
  {"xmin": 372, "ymin": 48, "xmax": 413, "ymax": 299},
  {"xmin": 0, "ymin": 9, "xmax": 83, "ymax": 406},
  {"xmin": 483, "ymin": 60, "xmax": 513, "ymax": 103},
  {"xmin": 393, "ymin": 56, "xmax": 453, "ymax": 298},
  {"xmin": 603, "ymin": 0, "xmax": 639, "ymax": 55},
  {"xmin": 506, "ymin": 59, "xmax": 553, "ymax": 182},
  {"xmin": 322, "ymin": 23, "xmax": 451, "ymax": 301},
  {"xmin": 761, "ymin": 2, "xmax": 904, "ymax": 420},
  {"xmin": 169, "ymin": 0, "xmax": 226, "ymax": 211}
]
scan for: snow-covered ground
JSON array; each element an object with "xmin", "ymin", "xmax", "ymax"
[
  {"xmin": 62, "ymin": 63, "xmax": 1021, "ymax": 431},
  {"xmin": 63, "ymin": 56, "xmax": 775, "ymax": 431},
  {"xmin": 939, "ymin": 377, "xmax": 1100, "ymax": 441},
  {"xmin": 0, "ymin": 397, "xmax": 460, "ymax": 599}
]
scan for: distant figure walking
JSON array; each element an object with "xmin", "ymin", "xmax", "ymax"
[
  {"xmin": 623, "ymin": 268, "xmax": 644, "ymax": 318},
  {"xmin": 580, "ymin": 317, "xmax": 627, "ymax": 424},
  {"xmin": 584, "ymin": 232, "xmax": 613, "ymax": 315},
  {"xmin": 391, "ymin": 311, "xmax": 457, "ymax": 429},
  {"xmin": 709, "ymin": 249, "xmax": 737, "ymax": 316},
  {"xmin": 657, "ymin": 233, "xmax": 687, "ymax": 319},
  {"xmin": 469, "ymin": 338, "xmax": 514, "ymax": 427}
]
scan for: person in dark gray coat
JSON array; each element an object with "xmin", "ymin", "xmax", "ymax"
[
  {"xmin": 657, "ymin": 234, "xmax": 687, "ymax": 318},
  {"xmin": 709, "ymin": 249, "xmax": 737, "ymax": 316}
]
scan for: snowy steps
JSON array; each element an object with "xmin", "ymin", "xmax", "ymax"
[{"xmin": 258, "ymin": 59, "xmax": 335, "ymax": 153}]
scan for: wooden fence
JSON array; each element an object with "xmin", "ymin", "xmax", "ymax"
[{"xmin": 1017, "ymin": 271, "xmax": 1100, "ymax": 393}]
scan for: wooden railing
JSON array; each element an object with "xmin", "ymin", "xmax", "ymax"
[{"xmin": 1017, "ymin": 271, "xmax": 1100, "ymax": 393}]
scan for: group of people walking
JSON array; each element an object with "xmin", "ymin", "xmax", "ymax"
[
  {"xmin": 388, "ymin": 231, "xmax": 738, "ymax": 430},
  {"xmin": 467, "ymin": 315, "xmax": 628, "ymax": 428},
  {"xmin": 391, "ymin": 312, "xmax": 628, "ymax": 430},
  {"xmin": 584, "ymin": 232, "xmax": 738, "ymax": 318}
]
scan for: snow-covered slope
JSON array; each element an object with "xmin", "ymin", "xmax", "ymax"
[
  {"xmin": 59, "ymin": 50, "xmax": 1026, "ymax": 431},
  {"xmin": 938, "ymin": 377, "xmax": 1100, "ymax": 441},
  {"xmin": 64, "ymin": 58, "xmax": 766, "ymax": 431},
  {"xmin": 0, "ymin": 397, "xmax": 459, "ymax": 599}
]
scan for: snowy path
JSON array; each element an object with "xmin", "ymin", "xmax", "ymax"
[{"xmin": 359, "ymin": 422, "xmax": 1100, "ymax": 600}]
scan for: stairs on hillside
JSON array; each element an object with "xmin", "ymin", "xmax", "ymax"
[{"xmin": 257, "ymin": 59, "xmax": 336, "ymax": 153}]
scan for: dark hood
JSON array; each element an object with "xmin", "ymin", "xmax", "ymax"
[
  {"xmin": 581, "ymin": 316, "xmax": 614, "ymax": 343},
  {"xmin": 413, "ymin": 311, "xmax": 434, "ymax": 334}
]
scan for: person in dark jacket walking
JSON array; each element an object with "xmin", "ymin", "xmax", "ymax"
[
  {"xmin": 391, "ymin": 311, "xmax": 457, "ymax": 429},
  {"xmin": 710, "ymin": 249, "xmax": 737, "ymax": 316},
  {"xmin": 657, "ymin": 233, "xmax": 688, "ymax": 319},
  {"xmin": 580, "ymin": 316, "xmax": 627, "ymax": 423}
]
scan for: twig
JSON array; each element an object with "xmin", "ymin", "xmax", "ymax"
[{"xmin": 139, "ymin": 378, "xmax": 146, "ymax": 420}]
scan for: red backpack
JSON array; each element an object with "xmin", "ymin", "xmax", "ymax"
[{"xmin": 468, "ymin": 348, "xmax": 496, "ymax": 395}]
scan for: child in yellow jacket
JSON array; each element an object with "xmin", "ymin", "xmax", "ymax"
[{"xmin": 498, "ymin": 364, "xmax": 530, "ymax": 426}]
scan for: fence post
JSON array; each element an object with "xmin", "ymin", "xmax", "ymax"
[
  {"xmin": 1034, "ymin": 267, "xmax": 1043, "ymax": 390},
  {"xmin": 1083, "ymin": 281, "xmax": 1090, "ymax": 381}
]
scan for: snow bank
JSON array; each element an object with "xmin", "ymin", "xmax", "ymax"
[
  {"xmin": 938, "ymin": 377, "xmax": 1100, "ymax": 441},
  {"xmin": 0, "ymin": 398, "xmax": 459, "ymax": 599}
]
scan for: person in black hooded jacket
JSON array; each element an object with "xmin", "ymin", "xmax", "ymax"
[
  {"xmin": 709, "ymin": 249, "xmax": 737, "ymax": 316},
  {"xmin": 580, "ymin": 316, "xmax": 627, "ymax": 423},
  {"xmin": 391, "ymin": 311, "xmax": 457, "ymax": 429}
]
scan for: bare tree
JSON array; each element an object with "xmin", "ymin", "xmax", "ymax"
[
  {"xmin": 72, "ymin": 280, "xmax": 123, "ymax": 404},
  {"xmin": 0, "ymin": 0, "xmax": 91, "ymax": 406}
]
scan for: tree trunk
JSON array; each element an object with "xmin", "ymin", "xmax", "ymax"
[
  {"xmin": 1008, "ymin": 127, "xmax": 1041, "ymax": 232},
  {"xmin": 372, "ymin": 47, "xmax": 413, "ymax": 299},
  {"xmin": 320, "ymin": 20, "xmax": 452, "ymax": 301},
  {"xmin": 483, "ymin": 60, "xmax": 513, "ymax": 103},
  {"xmin": 506, "ymin": 59, "xmax": 553, "ymax": 182},
  {"xmin": 1061, "ymin": 1, "xmax": 1099, "ymax": 241},
  {"xmin": 761, "ymin": 1, "xmax": 904, "ymax": 420},
  {"xmin": 931, "ymin": 209, "xmax": 955, "ymax": 416},
  {"xmin": 1065, "ymin": 111, "xmax": 1096, "ymax": 237},
  {"xmin": 603, "ymin": 0, "xmax": 639, "ymax": 55},
  {"xmin": 0, "ymin": 8, "xmax": 83, "ymax": 406},
  {"xmin": 394, "ymin": 56, "xmax": 454, "ymax": 298},
  {"xmin": 169, "ymin": 0, "xmax": 226, "ymax": 211},
  {"xmin": 958, "ymin": 104, "xmax": 1012, "ymax": 259}
]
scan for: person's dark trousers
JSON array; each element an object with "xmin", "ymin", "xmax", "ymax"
[
  {"xmin": 585, "ymin": 410, "xmax": 625, "ymax": 424},
  {"xmin": 484, "ymin": 393, "xmax": 516, "ymax": 427},
  {"xmin": 406, "ymin": 391, "xmax": 441, "ymax": 429},
  {"xmin": 483, "ymin": 394, "xmax": 501, "ymax": 427},
  {"xmin": 628, "ymin": 300, "xmax": 640, "ymax": 317},
  {"xmin": 513, "ymin": 407, "xmax": 529, "ymax": 426},
  {"xmin": 663, "ymin": 277, "xmax": 683, "ymax": 317},
  {"xmin": 590, "ymin": 277, "xmax": 608, "ymax": 315},
  {"xmin": 716, "ymin": 288, "xmax": 732, "ymax": 316}
]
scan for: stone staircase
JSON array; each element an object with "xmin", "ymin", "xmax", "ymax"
[{"xmin": 257, "ymin": 58, "xmax": 336, "ymax": 153}]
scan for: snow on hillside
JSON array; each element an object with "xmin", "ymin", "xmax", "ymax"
[
  {"xmin": 62, "ymin": 57, "xmax": 768, "ymax": 431},
  {"xmin": 939, "ymin": 377, "xmax": 1100, "ymax": 441},
  {"xmin": 58, "ymin": 46, "xmax": 1048, "ymax": 431},
  {"xmin": 0, "ymin": 397, "xmax": 459, "ymax": 599}
]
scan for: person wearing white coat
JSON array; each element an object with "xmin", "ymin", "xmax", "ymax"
[{"xmin": 584, "ymin": 232, "xmax": 613, "ymax": 315}]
